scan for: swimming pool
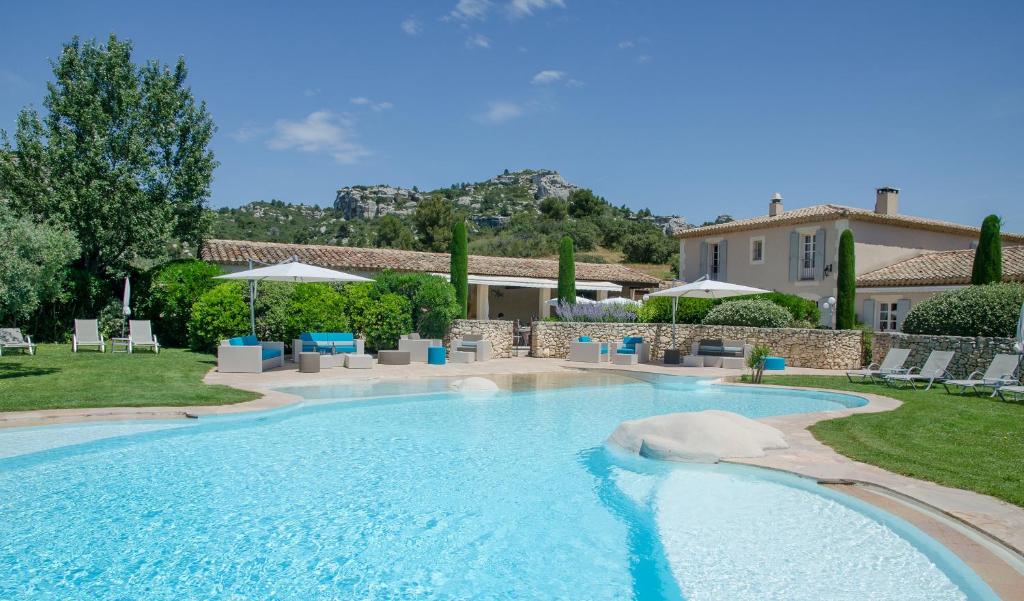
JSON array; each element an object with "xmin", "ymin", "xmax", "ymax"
[{"xmin": 0, "ymin": 373, "xmax": 997, "ymax": 600}]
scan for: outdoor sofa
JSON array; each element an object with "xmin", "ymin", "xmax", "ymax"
[
  {"xmin": 567, "ymin": 336, "xmax": 609, "ymax": 363},
  {"xmin": 688, "ymin": 339, "xmax": 751, "ymax": 368},
  {"xmin": 846, "ymin": 348, "xmax": 911, "ymax": 383},
  {"xmin": 451, "ymin": 334, "xmax": 492, "ymax": 362},
  {"xmin": 218, "ymin": 335, "xmax": 284, "ymax": 373},
  {"xmin": 0, "ymin": 328, "xmax": 35, "ymax": 356},
  {"xmin": 292, "ymin": 332, "xmax": 365, "ymax": 362},
  {"xmin": 942, "ymin": 353, "xmax": 1021, "ymax": 396}
]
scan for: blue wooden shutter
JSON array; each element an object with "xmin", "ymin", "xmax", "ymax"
[
  {"xmin": 815, "ymin": 228, "xmax": 827, "ymax": 280},
  {"xmin": 699, "ymin": 242, "xmax": 708, "ymax": 278},
  {"xmin": 788, "ymin": 232, "xmax": 799, "ymax": 281},
  {"xmin": 862, "ymin": 299, "xmax": 877, "ymax": 331},
  {"xmin": 895, "ymin": 299, "xmax": 911, "ymax": 331},
  {"xmin": 718, "ymin": 240, "xmax": 728, "ymax": 281}
]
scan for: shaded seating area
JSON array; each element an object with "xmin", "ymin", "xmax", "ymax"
[
  {"xmin": 567, "ymin": 336, "xmax": 609, "ymax": 363},
  {"xmin": 292, "ymin": 332, "xmax": 364, "ymax": 363},
  {"xmin": 218, "ymin": 335, "xmax": 284, "ymax": 373},
  {"xmin": 943, "ymin": 353, "xmax": 1021, "ymax": 396},
  {"xmin": 846, "ymin": 348, "xmax": 911, "ymax": 383},
  {"xmin": 687, "ymin": 339, "xmax": 750, "ymax": 368},
  {"xmin": 0, "ymin": 328, "xmax": 35, "ymax": 356}
]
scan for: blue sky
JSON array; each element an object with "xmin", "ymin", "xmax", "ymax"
[{"xmin": 2, "ymin": 0, "xmax": 1022, "ymax": 230}]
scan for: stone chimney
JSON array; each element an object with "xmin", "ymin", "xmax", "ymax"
[
  {"xmin": 768, "ymin": 192, "xmax": 784, "ymax": 217},
  {"xmin": 875, "ymin": 187, "xmax": 899, "ymax": 215}
]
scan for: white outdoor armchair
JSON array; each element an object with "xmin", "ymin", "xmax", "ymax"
[
  {"xmin": 129, "ymin": 320, "xmax": 160, "ymax": 354},
  {"xmin": 73, "ymin": 319, "xmax": 105, "ymax": 353}
]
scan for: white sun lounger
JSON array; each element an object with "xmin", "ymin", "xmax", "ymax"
[
  {"xmin": 129, "ymin": 320, "xmax": 160, "ymax": 354},
  {"xmin": 996, "ymin": 385, "xmax": 1024, "ymax": 402},
  {"xmin": 846, "ymin": 348, "xmax": 911, "ymax": 383},
  {"xmin": 0, "ymin": 328, "xmax": 35, "ymax": 356},
  {"xmin": 885, "ymin": 350, "xmax": 954, "ymax": 391},
  {"xmin": 942, "ymin": 354, "xmax": 1021, "ymax": 396},
  {"xmin": 73, "ymin": 319, "xmax": 105, "ymax": 353}
]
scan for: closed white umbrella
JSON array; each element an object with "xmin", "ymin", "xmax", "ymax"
[
  {"xmin": 645, "ymin": 276, "xmax": 770, "ymax": 349},
  {"xmin": 597, "ymin": 296, "xmax": 641, "ymax": 306},
  {"xmin": 546, "ymin": 296, "xmax": 596, "ymax": 306},
  {"xmin": 215, "ymin": 260, "xmax": 373, "ymax": 335},
  {"xmin": 121, "ymin": 276, "xmax": 131, "ymax": 337},
  {"xmin": 1015, "ymin": 302, "xmax": 1024, "ymax": 353}
]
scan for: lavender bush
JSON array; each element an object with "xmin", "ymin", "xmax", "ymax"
[{"xmin": 554, "ymin": 301, "xmax": 638, "ymax": 323}]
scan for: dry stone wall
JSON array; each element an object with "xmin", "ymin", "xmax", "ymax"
[
  {"xmin": 447, "ymin": 319, "xmax": 514, "ymax": 359},
  {"xmin": 872, "ymin": 332, "xmax": 1020, "ymax": 379},
  {"xmin": 531, "ymin": 322, "xmax": 863, "ymax": 370}
]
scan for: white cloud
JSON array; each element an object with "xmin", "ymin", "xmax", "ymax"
[
  {"xmin": 401, "ymin": 18, "xmax": 421, "ymax": 35},
  {"xmin": 508, "ymin": 0, "xmax": 565, "ymax": 17},
  {"xmin": 636, "ymin": 54, "xmax": 651, "ymax": 64},
  {"xmin": 466, "ymin": 33, "xmax": 491, "ymax": 49},
  {"xmin": 351, "ymin": 97, "xmax": 394, "ymax": 111},
  {"xmin": 267, "ymin": 110, "xmax": 370, "ymax": 164},
  {"xmin": 531, "ymin": 70, "xmax": 565, "ymax": 85},
  {"xmin": 476, "ymin": 101, "xmax": 523, "ymax": 124},
  {"xmin": 566, "ymin": 78, "xmax": 584, "ymax": 88},
  {"xmin": 449, "ymin": 0, "xmax": 491, "ymax": 20},
  {"xmin": 617, "ymin": 40, "xmax": 635, "ymax": 49},
  {"xmin": 229, "ymin": 123, "xmax": 268, "ymax": 142},
  {"xmin": 350, "ymin": 97, "xmax": 371, "ymax": 105},
  {"xmin": 371, "ymin": 101, "xmax": 394, "ymax": 112}
]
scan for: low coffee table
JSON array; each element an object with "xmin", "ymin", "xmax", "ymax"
[
  {"xmin": 378, "ymin": 350, "xmax": 410, "ymax": 365},
  {"xmin": 298, "ymin": 352, "xmax": 320, "ymax": 374},
  {"xmin": 450, "ymin": 350, "xmax": 475, "ymax": 363},
  {"xmin": 682, "ymin": 355, "xmax": 704, "ymax": 367},
  {"xmin": 344, "ymin": 354, "xmax": 373, "ymax": 369},
  {"xmin": 611, "ymin": 353, "xmax": 638, "ymax": 365},
  {"xmin": 721, "ymin": 357, "xmax": 746, "ymax": 369}
]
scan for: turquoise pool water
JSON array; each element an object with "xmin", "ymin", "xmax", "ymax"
[{"xmin": 0, "ymin": 375, "xmax": 996, "ymax": 600}]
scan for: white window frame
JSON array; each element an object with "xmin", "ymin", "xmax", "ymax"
[
  {"xmin": 750, "ymin": 236, "xmax": 765, "ymax": 265},
  {"xmin": 878, "ymin": 302, "xmax": 898, "ymax": 332},
  {"xmin": 799, "ymin": 233, "xmax": 817, "ymax": 280}
]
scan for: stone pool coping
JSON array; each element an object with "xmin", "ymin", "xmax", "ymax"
[{"xmin": 1, "ymin": 357, "xmax": 1022, "ymax": 594}]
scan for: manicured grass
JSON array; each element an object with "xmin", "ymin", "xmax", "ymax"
[
  {"xmin": 0, "ymin": 344, "xmax": 258, "ymax": 412},
  {"xmin": 750, "ymin": 375, "xmax": 1024, "ymax": 507}
]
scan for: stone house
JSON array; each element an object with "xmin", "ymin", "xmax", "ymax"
[
  {"xmin": 676, "ymin": 188, "xmax": 1024, "ymax": 330},
  {"xmin": 201, "ymin": 239, "xmax": 661, "ymax": 324}
]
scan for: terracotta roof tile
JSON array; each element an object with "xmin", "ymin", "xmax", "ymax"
[
  {"xmin": 676, "ymin": 204, "xmax": 1024, "ymax": 242},
  {"xmin": 857, "ymin": 245, "xmax": 1024, "ymax": 287},
  {"xmin": 200, "ymin": 239, "xmax": 662, "ymax": 286}
]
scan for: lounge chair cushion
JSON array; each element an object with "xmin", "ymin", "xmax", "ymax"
[
  {"xmin": 261, "ymin": 348, "xmax": 282, "ymax": 360},
  {"xmin": 242, "ymin": 335, "xmax": 258, "ymax": 346}
]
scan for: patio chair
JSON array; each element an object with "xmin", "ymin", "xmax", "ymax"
[
  {"xmin": 942, "ymin": 354, "xmax": 1021, "ymax": 396},
  {"xmin": 451, "ymin": 334, "xmax": 492, "ymax": 362},
  {"xmin": 567, "ymin": 336, "xmax": 609, "ymax": 363},
  {"xmin": 845, "ymin": 348, "xmax": 911, "ymax": 383},
  {"xmin": 884, "ymin": 350, "xmax": 955, "ymax": 391},
  {"xmin": 217, "ymin": 335, "xmax": 284, "ymax": 373},
  {"xmin": 73, "ymin": 319, "xmax": 105, "ymax": 353},
  {"xmin": 0, "ymin": 328, "xmax": 35, "ymax": 356},
  {"xmin": 995, "ymin": 385, "xmax": 1024, "ymax": 402},
  {"xmin": 128, "ymin": 320, "xmax": 160, "ymax": 354},
  {"xmin": 612, "ymin": 337, "xmax": 650, "ymax": 363}
]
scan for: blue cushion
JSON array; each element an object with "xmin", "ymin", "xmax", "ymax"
[
  {"xmin": 261, "ymin": 348, "xmax": 282, "ymax": 360},
  {"xmin": 334, "ymin": 344, "xmax": 356, "ymax": 353},
  {"xmin": 311, "ymin": 332, "xmax": 329, "ymax": 342},
  {"xmin": 228, "ymin": 336, "xmax": 246, "ymax": 346},
  {"xmin": 617, "ymin": 347, "xmax": 635, "ymax": 354},
  {"xmin": 242, "ymin": 335, "xmax": 258, "ymax": 346},
  {"xmin": 300, "ymin": 332, "xmax": 314, "ymax": 342},
  {"xmin": 328, "ymin": 332, "xmax": 354, "ymax": 342},
  {"xmin": 578, "ymin": 336, "xmax": 591, "ymax": 343},
  {"xmin": 600, "ymin": 346, "xmax": 608, "ymax": 354},
  {"xmin": 623, "ymin": 336, "xmax": 643, "ymax": 345}
]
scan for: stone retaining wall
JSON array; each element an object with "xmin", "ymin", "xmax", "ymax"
[
  {"xmin": 530, "ymin": 322, "xmax": 863, "ymax": 369},
  {"xmin": 872, "ymin": 332, "xmax": 1020, "ymax": 379},
  {"xmin": 447, "ymin": 319, "xmax": 514, "ymax": 359}
]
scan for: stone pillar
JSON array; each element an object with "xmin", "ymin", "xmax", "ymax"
[
  {"xmin": 475, "ymin": 284, "xmax": 490, "ymax": 320},
  {"xmin": 596, "ymin": 290, "xmax": 608, "ymax": 301},
  {"xmin": 538, "ymin": 287, "xmax": 552, "ymax": 319}
]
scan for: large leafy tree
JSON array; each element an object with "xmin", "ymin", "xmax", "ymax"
[
  {"xmin": 413, "ymin": 195, "xmax": 457, "ymax": 252},
  {"xmin": 835, "ymin": 229, "xmax": 856, "ymax": 329},
  {"xmin": 567, "ymin": 188, "xmax": 607, "ymax": 218},
  {"xmin": 971, "ymin": 215, "xmax": 1002, "ymax": 285},
  {"xmin": 0, "ymin": 35, "xmax": 217, "ymax": 304}
]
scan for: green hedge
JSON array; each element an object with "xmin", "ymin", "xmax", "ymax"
[
  {"xmin": 637, "ymin": 291, "xmax": 817, "ymax": 326},
  {"xmin": 188, "ymin": 282, "xmax": 250, "ymax": 351},
  {"xmin": 701, "ymin": 299, "xmax": 792, "ymax": 328},
  {"xmin": 901, "ymin": 283, "xmax": 1024, "ymax": 337},
  {"xmin": 141, "ymin": 259, "xmax": 222, "ymax": 347}
]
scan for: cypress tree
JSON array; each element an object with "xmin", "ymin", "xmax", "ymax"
[
  {"xmin": 971, "ymin": 215, "xmax": 1003, "ymax": 285},
  {"xmin": 836, "ymin": 229, "xmax": 856, "ymax": 329},
  {"xmin": 450, "ymin": 220, "xmax": 469, "ymax": 318},
  {"xmin": 557, "ymin": 236, "xmax": 576, "ymax": 303}
]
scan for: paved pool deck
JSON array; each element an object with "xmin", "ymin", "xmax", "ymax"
[{"xmin": 1, "ymin": 356, "xmax": 1022, "ymax": 596}]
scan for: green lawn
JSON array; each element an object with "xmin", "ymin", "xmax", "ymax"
[
  {"xmin": 0, "ymin": 344, "xmax": 258, "ymax": 412},
  {"xmin": 749, "ymin": 375, "xmax": 1024, "ymax": 507}
]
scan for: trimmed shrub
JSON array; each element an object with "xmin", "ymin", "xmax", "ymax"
[
  {"xmin": 637, "ymin": 297, "xmax": 714, "ymax": 324},
  {"xmin": 722, "ymin": 292, "xmax": 819, "ymax": 324},
  {"xmin": 187, "ymin": 282, "xmax": 249, "ymax": 351},
  {"xmin": 702, "ymin": 299, "xmax": 791, "ymax": 328},
  {"xmin": 374, "ymin": 271, "xmax": 459, "ymax": 339},
  {"xmin": 450, "ymin": 220, "xmax": 469, "ymax": 318},
  {"xmin": 836, "ymin": 229, "xmax": 856, "ymax": 329},
  {"xmin": 901, "ymin": 283, "xmax": 1024, "ymax": 337},
  {"xmin": 971, "ymin": 215, "xmax": 1003, "ymax": 285},
  {"xmin": 142, "ymin": 259, "xmax": 221, "ymax": 346},
  {"xmin": 557, "ymin": 236, "xmax": 576, "ymax": 302}
]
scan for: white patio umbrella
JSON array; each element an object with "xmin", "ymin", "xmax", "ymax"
[
  {"xmin": 645, "ymin": 276, "xmax": 770, "ymax": 349},
  {"xmin": 1014, "ymin": 302, "xmax": 1024, "ymax": 354},
  {"xmin": 545, "ymin": 296, "xmax": 596, "ymax": 306},
  {"xmin": 121, "ymin": 276, "xmax": 131, "ymax": 337},
  {"xmin": 215, "ymin": 261, "xmax": 373, "ymax": 335},
  {"xmin": 597, "ymin": 296, "xmax": 641, "ymax": 306}
]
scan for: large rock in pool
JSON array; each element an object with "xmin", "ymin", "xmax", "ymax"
[
  {"xmin": 449, "ymin": 377, "xmax": 500, "ymax": 396},
  {"xmin": 607, "ymin": 410, "xmax": 788, "ymax": 463}
]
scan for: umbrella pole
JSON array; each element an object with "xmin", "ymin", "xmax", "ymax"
[
  {"xmin": 672, "ymin": 296, "xmax": 678, "ymax": 349},
  {"xmin": 248, "ymin": 260, "xmax": 256, "ymax": 336}
]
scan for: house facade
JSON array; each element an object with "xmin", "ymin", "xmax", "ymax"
[
  {"xmin": 201, "ymin": 239, "xmax": 661, "ymax": 324},
  {"xmin": 676, "ymin": 188, "xmax": 1024, "ymax": 330}
]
